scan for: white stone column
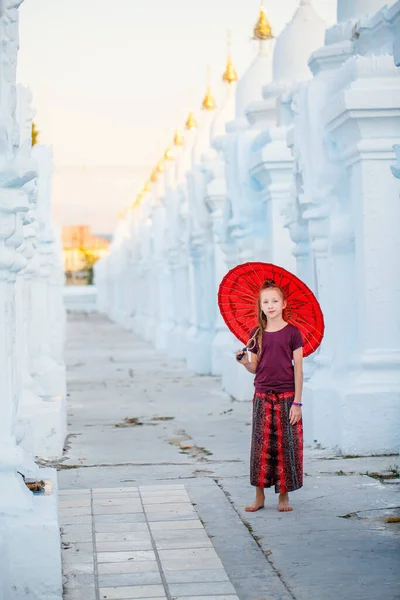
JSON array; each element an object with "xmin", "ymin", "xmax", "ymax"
[
  {"xmin": 0, "ymin": 3, "xmax": 62, "ymax": 598},
  {"xmin": 322, "ymin": 52, "xmax": 400, "ymax": 453}
]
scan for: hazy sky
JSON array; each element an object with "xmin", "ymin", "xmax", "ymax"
[{"xmin": 17, "ymin": 0, "xmax": 336, "ymax": 233}]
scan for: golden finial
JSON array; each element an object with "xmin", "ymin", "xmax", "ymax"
[
  {"xmin": 253, "ymin": 2, "xmax": 273, "ymax": 40},
  {"xmin": 174, "ymin": 128, "xmax": 184, "ymax": 146},
  {"xmin": 164, "ymin": 146, "xmax": 174, "ymax": 161},
  {"xmin": 223, "ymin": 31, "xmax": 238, "ymax": 84},
  {"xmin": 156, "ymin": 159, "xmax": 164, "ymax": 174},
  {"xmin": 32, "ymin": 122, "xmax": 39, "ymax": 146},
  {"xmin": 151, "ymin": 168, "xmax": 158, "ymax": 183},
  {"xmin": 185, "ymin": 112, "xmax": 198, "ymax": 130},
  {"xmin": 202, "ymin": 66, "xmax": 216, "ymax": 110}
]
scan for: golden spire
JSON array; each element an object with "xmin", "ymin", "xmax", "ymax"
[
  {"xmin": 164, "ymin": 145, "xmax": 174, "ymax": 161},
  {"xmin": 185, "ymin": 111, "xmax": 197, "ymax": 130},
  {"xmin": 174, "ymin": 128, "xmax": 184, "ymax": 146},
  {"xmin": 223, "ymin": 32, "xmax": 238, "ymax": 84},
  {"xmin": 202, "ymin": 66, "xmax": 216, "ymax": 110},
  {"xmin": 151, "ymin": 168, "xmax": 158, "ymax": 183},
  {"xmin": 144, "ymin": 180, "xmax": 151, "ymax": 192},
  {"xmin": 32, "ymin": 122, "xmax": 39, "ymax": 146},
  {"xmin": 223, "ymin": 55, "xmax": 238, "ymax": 84},
  {"xmin": 253, "ymin": 2, "xmax": 273, "ymax": 40},
  {"xmin": 156, "ymin": 159, "xmax": 164, "ymax": 173}
]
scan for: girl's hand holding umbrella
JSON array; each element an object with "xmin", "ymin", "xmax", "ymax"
[{"xmin": 236, "ymin": 348, "xmax": 248, "ymax": 364}]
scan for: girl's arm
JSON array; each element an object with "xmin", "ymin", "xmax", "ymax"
[
  {"xmin": 293, "ymin": 347, "xmax": 303, "ymax": 403},
  {"xmin": 290, "ymin": 347, "xmax": 303, "ymax": 425},
  {"xmin": 245, "ymin": 351, "xmax": 258, "ymax": 374}
]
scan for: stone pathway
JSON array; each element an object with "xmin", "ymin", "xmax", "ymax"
[
  {"xmin": 60, "ymin": 484, "xmax": 238, "ymax": 600},
  {"xmin": 59, "ymin": 313, "xmax": 400, "ymax": 600}
]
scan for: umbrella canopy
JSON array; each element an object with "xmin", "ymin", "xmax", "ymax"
[{"xmin": 218, "ymin": 262, "xmax": 324, "ymax": 357}]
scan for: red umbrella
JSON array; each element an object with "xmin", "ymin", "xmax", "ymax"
[{"xmin": 218, "ymin": 262, "xmax": 324, "ymax": 357}]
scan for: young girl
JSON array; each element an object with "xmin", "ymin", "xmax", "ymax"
[{"xmin": 236, "ymin": 279, "xmax": 303, "ymax": 513}]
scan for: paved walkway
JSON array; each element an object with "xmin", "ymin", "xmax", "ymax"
[
  {"xmin": 60, "ymin": 314, "xmax": 400, "ymax": 600},
  {"xmin": 60, "ymin": 484, "xmax": 238, "ymax": 600}
]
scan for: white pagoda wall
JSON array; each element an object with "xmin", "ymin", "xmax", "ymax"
[
  {"xmin": 96, "ymin": 0, "xmax": 400, "ymax": 455},
  {"xmin": 0, "ymin": 1, "xmax": 66, "ymax": 597}
]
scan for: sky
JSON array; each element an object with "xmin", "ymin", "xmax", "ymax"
[{"xmin": 17, "ymin": 0, "xmax": 336, "ymax": 234}]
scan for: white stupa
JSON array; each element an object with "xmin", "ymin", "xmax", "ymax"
[
  {"xmin": 273, "ymin": 0, "xmax": 326, "ymax": 84},
  {"xmin": 235, "ymin": 3, "xmax": 274, "ymax": 119}
]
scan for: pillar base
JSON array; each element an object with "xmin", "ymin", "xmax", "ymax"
[
  {"xmin": 169, "ymin": 326, "xmax": 187, "ymax": 360},
  {"xmin": 24, "ymin": 396, "xmax": 67, "ymax": 460},
  {"xmin": 32, "ymin": 358, "xmax": 66, "ymax": 399},
  {"xmin": 221, "ymin": 351, "xmax": 254, "ymax": 401},
  {"xmin": 0, "ymin": 468, "xmax": 62, "ymax": 600},
  {"xmin": 186, "ymin": 330, "xmax": 213, "ymax": 375},
  {"xmin": 305, "ymin": 361, "xmax": 400, "ymax": 454}
]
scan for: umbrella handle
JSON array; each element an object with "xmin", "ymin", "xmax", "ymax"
[{"xmin": 236, "ymin": 348, "xmax": 248, "ymax": 362}]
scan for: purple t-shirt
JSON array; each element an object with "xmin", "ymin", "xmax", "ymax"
[{"xmin": 248, "ymin": 323, "xmax": 303, "ymax": 393}]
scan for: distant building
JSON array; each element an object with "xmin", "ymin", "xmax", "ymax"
[{"xmin": 62, "ymin": 225, "xmax": 110, "ymax": 284}]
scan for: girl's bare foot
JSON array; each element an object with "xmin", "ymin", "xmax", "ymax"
[
  {"xmin": 278, "ymin": 492, "xmax": 293, "ymax": 512},
  {"xmin": 245, "ymin": 488, "xmax": 265, "ymax": 512}
]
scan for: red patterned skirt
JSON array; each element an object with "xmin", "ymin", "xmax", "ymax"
[{"xmin": 250, "ymin": 391, "xmax": 303, "ymax": 493}]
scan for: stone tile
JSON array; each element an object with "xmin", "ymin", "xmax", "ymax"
[
  {"xmin": 149, "ymin": 520, "xmax": 203, "ymax": 532},
  {"xmin": 98, "ymin": 572, "xmax": 163, "ymax": 587},
  {"xmin": 60, "ymin": 515, "xmax": 93, "ymax": 526},
  {"xmin": 59, "ymin": 489, "xmax": 91, "ymax": 496},
  {"xmin": 141, "ymin": 495, "xmax": 190, "ymax": 505},
  {"xmin": 163, "ymin": 569, "xmax": 230, "ymax": 584},
  {"xmin": 93, "ymin": 504, "xmax": 143, "ymax": 515},
  {"xmin": 146, "ymin": 512, "xmax": 197, "ymax": 523},
  {"xmin": 97, "ymin": 550, "xmax": 156, "ymax": 563},
  {"xmin": 95, "ymin": 492, "xmax": 141, "ymax": 499},
  {"xmin": 144, "ymin": 504, "xmax": 194, "ymax": 514},
  {"xmin": 94, "ymin": 497, "xmax": 141, "ymax": 506},
  {"xmin": 173, "ymin": 597, "xmax": 239, "ymax": 600},
  {"xmin": 96, "ymin": 540, "xmax": 153, "ymax": 552},
  {"xmin": 59, "ymin": 506, "xmax": 92, "ymax": 517},
  {"xmin": 62, "ymin": 550, "xmax": 94, "ymax": 565},
  {"xmin": 155, "ymin": 538, "xmax": 212, "ymax": 550},
  {"xmin": 140, "ymin": 489, "xmax": 189, "ymax": 498},
  {"xmin": 98, "ymin": 561, "xmax": 159, "ymax": 575},
  {"xmin": 98, "ymin": 584, "xmax": 165, "ymax": 598},
  {"xmin": 162, "ymin": 558, "xmax": 224, "ymax": 572},
  {"xmin": 93, "ymin": 487, "xmax": 138, "ymax": 493},
  {"xmin": 95, "ymin": 522, "xmax": 149, "ymax": 534},
  {"xmin": 159, "ymin": 548, "xmax": 219, "ymax": 562},
  {"xmin": 95, "ymin": 513, "xmax": 146, "ymax": 524},
  {"xmin": 63, "ymin": 573, "xmax": 96, "ymax": 588},
  {"xmin": 151, "ymin": 530, "xmax": 208, "ymax": 541},
  {"xmin": 96, "ymin": 532, "xmax": 151, "ymax": 543},
  {"xmin": 139, "ymin": 485, "xmax": 185, "ymax": 491},
  {"xmin": 61, "ymin": 525, "xmax": 93, "ymax": 543},
  {"xmin": 62, "ymin": 562, "xmax": 95, "ymax": 576},
  {"xmin": 169, "ymin": 582, "xmax": 236, "ymax": 597},
  {"xmin": 64, "ymin": 586, "xmax": 97, "ymax": 600},
  {"xmin": 59, "ymin": 498, "xmax": 92, "ymax": 508}
]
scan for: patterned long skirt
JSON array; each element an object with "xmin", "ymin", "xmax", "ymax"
[{"xmin": 250, "ymin": 391, "xmax": 303, "ymax": 493}]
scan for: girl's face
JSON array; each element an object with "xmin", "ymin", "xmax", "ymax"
[{"xmin": 260, "ymin": 288, "xmax": 286, "ymax": 319}]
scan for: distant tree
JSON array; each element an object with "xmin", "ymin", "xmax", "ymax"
[
  {"xmin": 32, "ymin": 122, "xmax": 39, "ymax": 146},
  {"xmin": 78, "ymin": 247, "xmax": 100, "ymax": 285}
]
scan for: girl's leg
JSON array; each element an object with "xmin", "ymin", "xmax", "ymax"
[
  {"xmin": 249, "ymin": 394, "xmax": 274, "ymax": 502},
  {"xmin": 275, "ymin": 398, "xmax": 303, "ymax": 512},
  {"xmin": 245, "ymin": 487, "xmax": 265, "ymax": 512}
]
